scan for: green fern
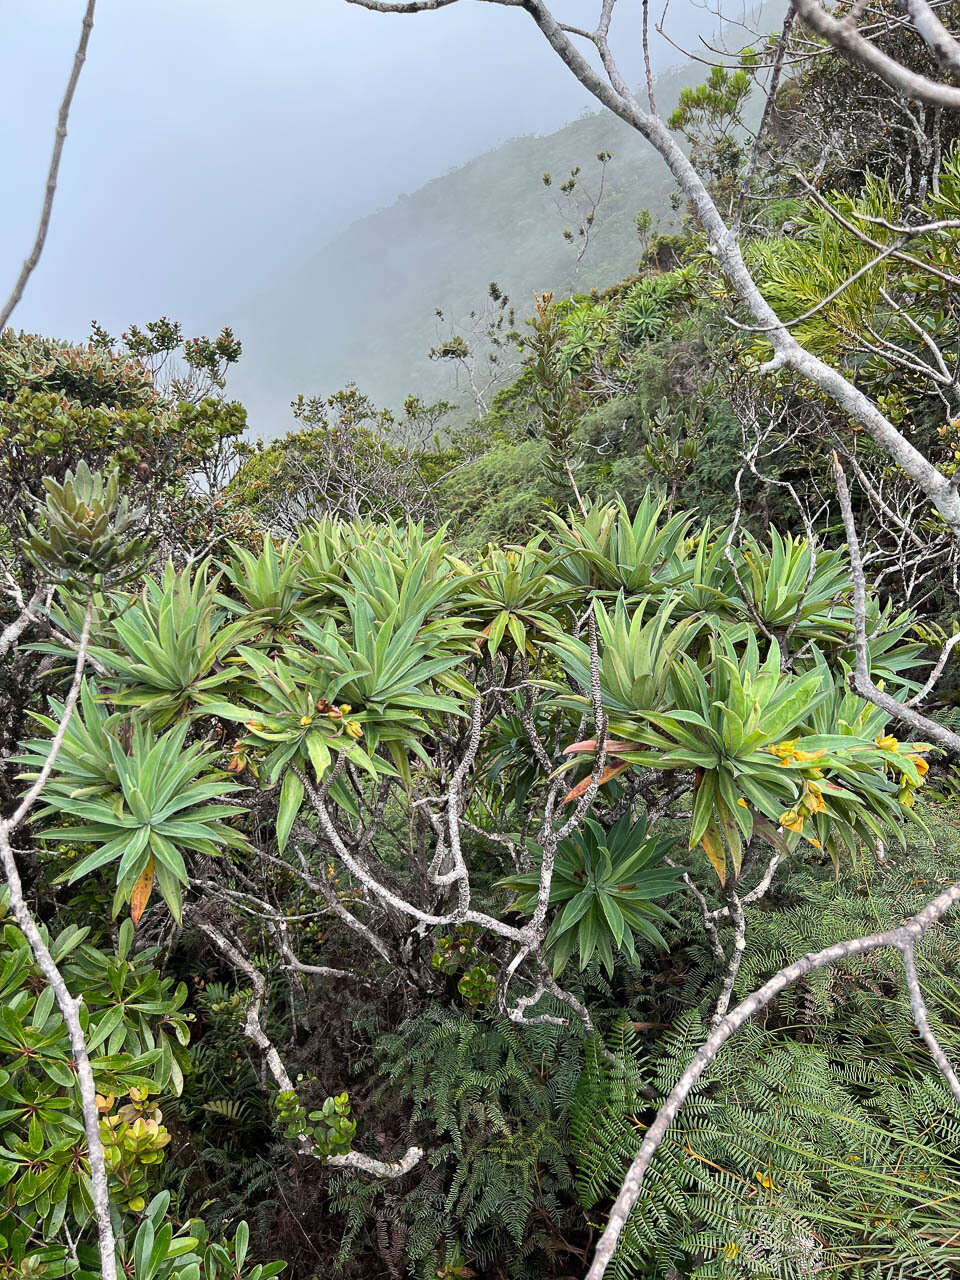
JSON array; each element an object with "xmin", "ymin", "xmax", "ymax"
[
  {"xmin": 330, "ymin": 1005, "xmax": 584, "ymax": 1278},
  {"xmin": 570, "ymin": 818, "xmax": 960, "ymax": 1280}
]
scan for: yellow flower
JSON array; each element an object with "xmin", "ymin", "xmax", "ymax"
[
  {"xmin": 909, "ymin": 754, "xmax": 930, "ymax": 778},
  {"xmin": 737, "ymin": 797, "xmax": 748, "ymax": 808},
  {"xmin": 802, "ymin": 788, "xmax": 827, "ymax": 815},
  {"xmin": 778, "ymin": 809, "xmax": 804, "ymax": 834},
  {"xmin": 345, "ymin": 720, "xmax": 364, "ymax": 740},
  {"xmin": 875, "ymin": 734, "xmax": 899, "ymax": 752},
  {"xmin": 299, "ymin": 715, "xmax": 313, "ymax": 727}
]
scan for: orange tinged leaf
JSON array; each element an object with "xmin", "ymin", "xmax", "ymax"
[
  {"xmin": 700, "ymin": 824, "xmax": 726, "ymax": 885},
  {"xmin": 562, "ymin": 760, "xmax": 630, "ymax": 804},
  {"xmin": 562, "ymin": 738, "xmax": 638, "ymax": 756},
  {"xmin": 130, "ymin": 854, "xmax": 154, "ymax": 928}
]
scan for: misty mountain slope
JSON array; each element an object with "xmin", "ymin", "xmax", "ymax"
[{"xmin": 225, "ymin": 58, "xmax": 738, "ymax": 437}]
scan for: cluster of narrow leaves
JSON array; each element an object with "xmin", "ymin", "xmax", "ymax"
[
  {"xmin": 0, "ymin": 916, "xmax": 190, "ymax": 1272},
  {"xmin": 499, "ymin": 815, "xmax": 684, "ymax": 976},
  {"xmin": 19, "ymin": 480, "xmax": 932, "ymax": 953},
  {"xmin": 16, "ymin": 683, "xmax": 247, "ymax": 923},
  {"xmin": 549, "ymin": 500, "xmax": 931, "ymax": 884}
]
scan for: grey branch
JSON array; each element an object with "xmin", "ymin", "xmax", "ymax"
[
  {"xmin": 709, "ymin": 886, "xmax": 746, "ymax": 1028},
  {"xmin": 902, "ymin": 0, "xmax": 960, "ymax": 78},
  {"xmin": 792, "ymin": 0, "xmax": 960, "ymax": 109},
  {"xmin": 193, "ymin": 916, "xmax": 423, "ymax": 1178},
  {"xmin": 0, "ymin": 606, "xmax": 117, "ymax": 1279},
  {"xmin": 901, "ymin": 940, "xmax": 960, "ymax": 1103},
  {"xmin": 833, "ymin": 454, "xmax": 960, "ymax": 754},
  {"xmin": 0, "ymin": 0, "xmax": 97, "ymax": 330},
  {"xmin": 585, "ymin": 879, "xmax": 960, "ymax": 1278}
]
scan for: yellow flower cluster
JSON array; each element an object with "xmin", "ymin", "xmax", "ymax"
[
  {"xmin": 771, "ymin": 740, "xmax": 829, "ymax": 844},
  {"xmin": 769, "ymin": 739, "xmax": 826, "ymax": 767},
  {"xmin": 778, "ymin": 780, "xmax": 827, "ymax": 843},
  {"xmin": 873, "ymin": 733, "xmax": 930, "ymax": 808}
]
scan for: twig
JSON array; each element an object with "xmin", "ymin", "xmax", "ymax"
[
  {"xmin": 709, "ymin": 886, "xmax": 745, "ymax": 1027},
  {"xmin": 193, "ymin": 915, "xmax": 423, "ymax": 1178},
  {"xmin": 791, "ymin": 0, "xmax": 960, "ymax": 109},
  {"xmin": 832, "ymin": 454, "xmax": 960, "ymax": 754},
  {"xmin": 585, "ymin": 879, "xmax": 960, "ymax": 1278},
  {"xmin": 0, "ymin": 0, "xmax": 97, "ymax": 329}
]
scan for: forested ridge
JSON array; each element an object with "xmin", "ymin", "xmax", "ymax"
[
  {"xmin": 6, "ymin": 4, "xmax": 960, "ymax": 1280},
  {"xmin": 223, "ymin": 46, "xmax": 724, "ymax": 428}
]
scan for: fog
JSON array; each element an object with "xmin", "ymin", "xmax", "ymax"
[{"xmin": 1, "ymin": 0, "xmax": 743, "ymax": 422}]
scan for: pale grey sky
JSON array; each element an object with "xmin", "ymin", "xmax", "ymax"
[{"xmin": 0, "ymin": 0, "xmax": 730, "ymax": 360}]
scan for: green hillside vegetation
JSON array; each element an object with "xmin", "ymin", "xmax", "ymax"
[{"xmin": 226, "ymin": 55, "xmax": 737, "ymax": 434}]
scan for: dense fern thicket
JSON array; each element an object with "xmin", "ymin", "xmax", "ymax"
[{"xmin": 574, "ymin": 818, "xmax": 960, "ymax": 1280}]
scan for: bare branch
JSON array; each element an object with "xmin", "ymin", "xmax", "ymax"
[
  {"xmin": 901, "ymin": 939, "xmax": 960, "ymax": 1102},
  {"xmin": 0, "ymin": 602, "xmax": 114, "ymax": 1279},
  {"xmin": 906, "ymin": 632, "xmax": 960, "ymax": 707},
  {"xmin": 193, "ymin": 915, "xmax": 424, "ymax": 1178},
  {"xmin": 791, "ymin": 0, "xmax": 960, "ymax": 109},
  {"xmin": 8, "ymin": 604, "xmax": 93, "ymax": 831},
  {"xmin": 0, "ymin": 0, "xmax": 97, "ymax": 330},
  {"xmin": 346, "ymin": 0, "xmax": 460, "ymax": 9},
  {"xmin": 832, "ymin": 454, "xmax": 960, "ymax": 753},
  {"xmin": 0, "ymin": 826, "xmax": 118, "ymax": 1279},
  {"xmin": 709, "ymin": 886, "xmax": 746, "ymax": 1027},
  {"xmin": 734, "ymin": 6, "xmax": 797, "ymax": 230},
  {"xmin": 903, "ymin": 0, "xmax": 960, "ymax": 78},
  {"xmin": 586, "ymin": 879, "xmax": 960, "ymax": 1279},
  {"xmin": 0, "ymin": 588, "xmax": 44, "ymax": 659}
]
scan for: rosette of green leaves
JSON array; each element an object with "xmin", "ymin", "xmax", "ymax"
[
  {"xmin": 790, "ymin": 650, "xmax": 931, "ymax": 860},
  {"xmin": 457, "ymin": 539, "xmax": 570, "ymax": 657},
  {"xmin": 328, "ymin": 521, "xmax": 466, "ymax": 631},
  {"xmin": 203, "ymin": 588, "xmax": 472, "ymax": 848},
  {"xmin": 16, "ymin": 680, "xmax": 119, "ymax": 802},
  {"xmin": 547, "ymin": 491, "xmax": 692, "ymax": 599},
  {"xmin": 549, "ymin": 595, "xmax": 705, "ymax": 735},
  {"xmin": 220, "ymin": 533, "xmax": 304, "ymax": 636},
  {"xmin": 732, "ymin": 529, "xmax": 853, "ymax": 644},
  {"xmin": 668, "ymin": 523, "xmax": 740, "ymax": 621},
  {"xmin": 499, "ymin": 815, "xmax": 683, "ymax": 976},
  {"xmin": 199, "ymin": 643, "xmax": 387, "ymax": 852},
  {"xmin": 561, "ymin": 632, "xmax": 927, "ymax": 883},
  {"xmin": 93, "ymin": 561, "xmax": 255, "ymax": 726},
  {"xmin": 296, "ymin": 515, "xmax": 380, "ymax": 605},
  {"xmin": 485, "ymin": 696, "xmax": 554, "ymax": 815},
  {"xmin": 21, "ymin": 717, "xmax": 247, "ymax": 921},
  {"xmin": 296, "ymin": 595, "xmax": 475, "ymax": 757},
  {"xmin": 22, "ymin": 460, "xmax": 152, "ymax": 588}
]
